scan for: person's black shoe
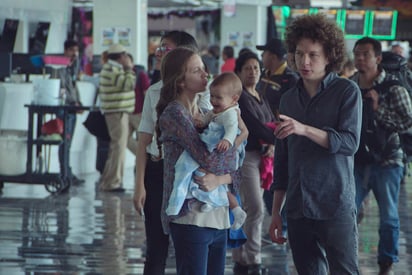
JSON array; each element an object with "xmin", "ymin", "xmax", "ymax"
[
  {"xmin": 233, "ymin": 263, "xmax": 267, "ymax": 275},
  {"xmin": 71, "ymin": 175, "xmax": 85, "ymax": 185},
  {"xmin": 104, "ymin": 187, "xmax": 125, "ymax": 193},
  {"xmin": 233, "ymin": 262, "xmax": 248, "ymax": 275},
  {"xmin": 378, "ymin": 261, "xmax": 394, "ymax": 275},
  {"xmin": 248, "ymin": 264, "xmax": 267, "ymax": 275}
]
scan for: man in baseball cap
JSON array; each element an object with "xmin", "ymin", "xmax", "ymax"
[
  {"xmin": 99, "ymin": 43, "xmax": 136, "ymax": 192},
  {"xmin": 256, "ymin": 38, "xmax": 287, "ymax": 58},
  {"xmin": 107, "ymin": 43, "xmax": 127, "ymax": 54},
  {"xmin": 256, "ymin": 38, "xmax": 298, "ymax": 117}
]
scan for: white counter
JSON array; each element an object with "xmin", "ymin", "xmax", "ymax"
[
  {"xmin": 0, "ymin": 82, "xmax": 33, "ymax": 131},
  {"xmin": 0, "ymin": 81, "xmax": 135, "ymax": 176}
]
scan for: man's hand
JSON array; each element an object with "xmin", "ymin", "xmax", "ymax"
[
  {"xmin": 363, "ymin": 88, "xmax": 379, "ymax": 111},
  {"xmin": 133, "ymin": 184, "xmax": 146, "ymax": 216},
  {"xmin": 274, "ymin": 114, "xmax": 306, "ymax": 139},
  {"xmin": 269, "ymin": 212, "xmax": 287, "ymax": 244}
]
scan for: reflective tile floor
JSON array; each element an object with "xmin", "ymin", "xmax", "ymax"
[{"xmin": 1, "ymin": 168, "xmax": 412, "ymax": 275}]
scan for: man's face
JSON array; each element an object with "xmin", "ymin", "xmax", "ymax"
[
  {"xmin": 353, "ymin": 43, "xmax": 381, "ymax": 74},
  {"xmin": 294, "ymin": 38, "xmax": 328, "ymax": 82},
  {"xmin": 65, "ymin": 45, "xmax": 79, "ymax": 62},
  {"xmin": 155, "ymin": 38, "xmax": 176, "ymax": 61},
  {"xmin": 261, "ymin": 50, "xmax": 275, "ymax": 70}
]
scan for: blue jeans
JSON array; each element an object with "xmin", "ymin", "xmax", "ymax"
[
  {"xmin": 287, "ymin": 213, "xmax": 359, "ymax": 274},
  {"xmin": 57, "ymin": 111, "xmax": 76, "ymax": 177},
  {"xmin": 354, "ymin": 163, "xmax": 403, "ymax": 264},
  {"xmin": 170, "ymin": 223, "xmax": 227, "ymax": 275}
]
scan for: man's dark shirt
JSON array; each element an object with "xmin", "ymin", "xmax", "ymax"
[{"xmin": 272, "ymin": 73, "xmax": 362, "ymax": 220}]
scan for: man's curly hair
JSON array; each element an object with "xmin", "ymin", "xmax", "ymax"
[{"xmin": 285, "ymin": 13, "xmax": 346, "ymax": 73}]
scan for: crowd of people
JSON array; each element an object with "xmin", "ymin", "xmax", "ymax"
[{"xmin": 58, "ymin": 11, "xmax": 412, "ymax": 275}]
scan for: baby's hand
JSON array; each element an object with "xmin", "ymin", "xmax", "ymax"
[
  {"xmin": 217, "ymin": 139, "xmax": 230, "ymax": 152},
  {"xmin": 194, "ymin": 118, "xmax": 203, "ymax": 128},
  {"xmin": 193, "ymin": 113, "xmax": 205, "ymax": 128}
]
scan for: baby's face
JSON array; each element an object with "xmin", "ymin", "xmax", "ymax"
[{"xmin": 210, "ymin": 84, "xmax": 237, "ymax": 113}]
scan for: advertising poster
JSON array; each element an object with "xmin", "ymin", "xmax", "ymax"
[
  {"xmin": 102, "ymin": 28, "xmax": 115, "ymax": 46},
  {"xmin": 117, "ymin": 27, "xmax": 131, "ymax": 46},
  {"xmin": 227, "ymin": 31, "xmax": 240, "ymax": 47},
  {"xmin": 242, "ymin": 32, "xmax": 253, "ymax": 48}
]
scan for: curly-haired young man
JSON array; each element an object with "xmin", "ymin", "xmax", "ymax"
[{"xmin": 268, "ymin": 13, "xmax": 362, "ymax": 274}]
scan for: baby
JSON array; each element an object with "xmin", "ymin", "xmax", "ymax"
[{"xmin": 167, "ymin": 72, "xmax": 248, "ymax": 230}]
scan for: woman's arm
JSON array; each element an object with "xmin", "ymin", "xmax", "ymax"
[
  {"xmin": 160, "ymin": 103, "xmax": 238, "ymax": 174},
  {"xmin": 193, "ymin": 172, "xmax": 232, "ymax": 192},
  {"xmin": 133, "ymin": 132, "xmax": 152, "ymax": 215}
]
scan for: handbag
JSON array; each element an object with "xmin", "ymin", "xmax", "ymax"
[
  {"xmin": 41, "ymin": 118, "xmax": 64, "ymax": 135},
  {"xmin": 83, "ymin": 111, "xmax": 110, "ymax": 141}
]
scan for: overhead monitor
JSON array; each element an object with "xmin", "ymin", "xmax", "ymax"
[
  {"xmin": 29, "ymin": 22, "xmax": 51, "ymax": 54},
  {"xmin": 0, "ymin": 52, "xmax": 12, "ymax": 81},
  {"xmin": 271, "ymin": 6, "xmax": 291, "ymax": 39},
  {"xmin": 272, "ymin": 6, "xmax": 290, "ymax": 28},
  {"xmin": 314, "ymin": 8, "xmax": 342, "ymax": 24},
  {"xmin": 368, "ymin": 10, "xmax": 398, "ymax": 40},
  {"xmin": 0, "ymin": 19, "xmax": 19, "ymax": 52},
  {"xmin": 289, "ymin": 8, "xmax": 311, "ymax": 20},
  {"xmin": 341, "ymin": 9, "xmax": 369, "ymax": 39}
]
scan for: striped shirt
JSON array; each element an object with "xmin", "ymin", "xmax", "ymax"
[{"xmin": 99, "ymin": 60, "xmax": 135, "ymax": 113}]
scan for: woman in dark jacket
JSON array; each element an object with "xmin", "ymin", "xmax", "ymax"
[{"xmin": 232, "ymin": 51, "xmax": 276, "ymax": 275}]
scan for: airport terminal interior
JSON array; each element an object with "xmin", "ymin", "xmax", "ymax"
[{"xmin": 1, "ymin": 0, "xmax": 412, "ymax": 274}]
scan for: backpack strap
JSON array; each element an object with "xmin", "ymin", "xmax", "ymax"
[{"xmin": 373, "ymin": 79, "xmax": 402, "ymax": 95}]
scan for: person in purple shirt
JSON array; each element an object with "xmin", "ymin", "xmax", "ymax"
[{"xmin": 269, "ymin": 13, "xmax": 362, "ymax": 274}]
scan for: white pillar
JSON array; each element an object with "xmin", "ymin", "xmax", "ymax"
[{"xmin": 220, "ymin": 1, "xmax": 271, "ymax": 57}]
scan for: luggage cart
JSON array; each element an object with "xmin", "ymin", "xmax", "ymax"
[{"xmin": 0, "ymin": 104, "xmax": 91, "ymax": 194}]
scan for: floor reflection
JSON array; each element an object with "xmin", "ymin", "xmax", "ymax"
[{"xmin": 1, "ymin": 168, "xmax": 412, "ymax": 274}]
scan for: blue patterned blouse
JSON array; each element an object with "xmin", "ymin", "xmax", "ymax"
[{"xmin": 158, "ymin": 100, "xmax": 240, "ymax": 234}]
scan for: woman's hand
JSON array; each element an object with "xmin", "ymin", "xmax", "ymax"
[
  {"xmin": 262, "ymin": 144, "xmax": 274, "ymax": 157},
  {"xmin": 193, "ymin": 169, "xmax": 227, "ymax": 192}
]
